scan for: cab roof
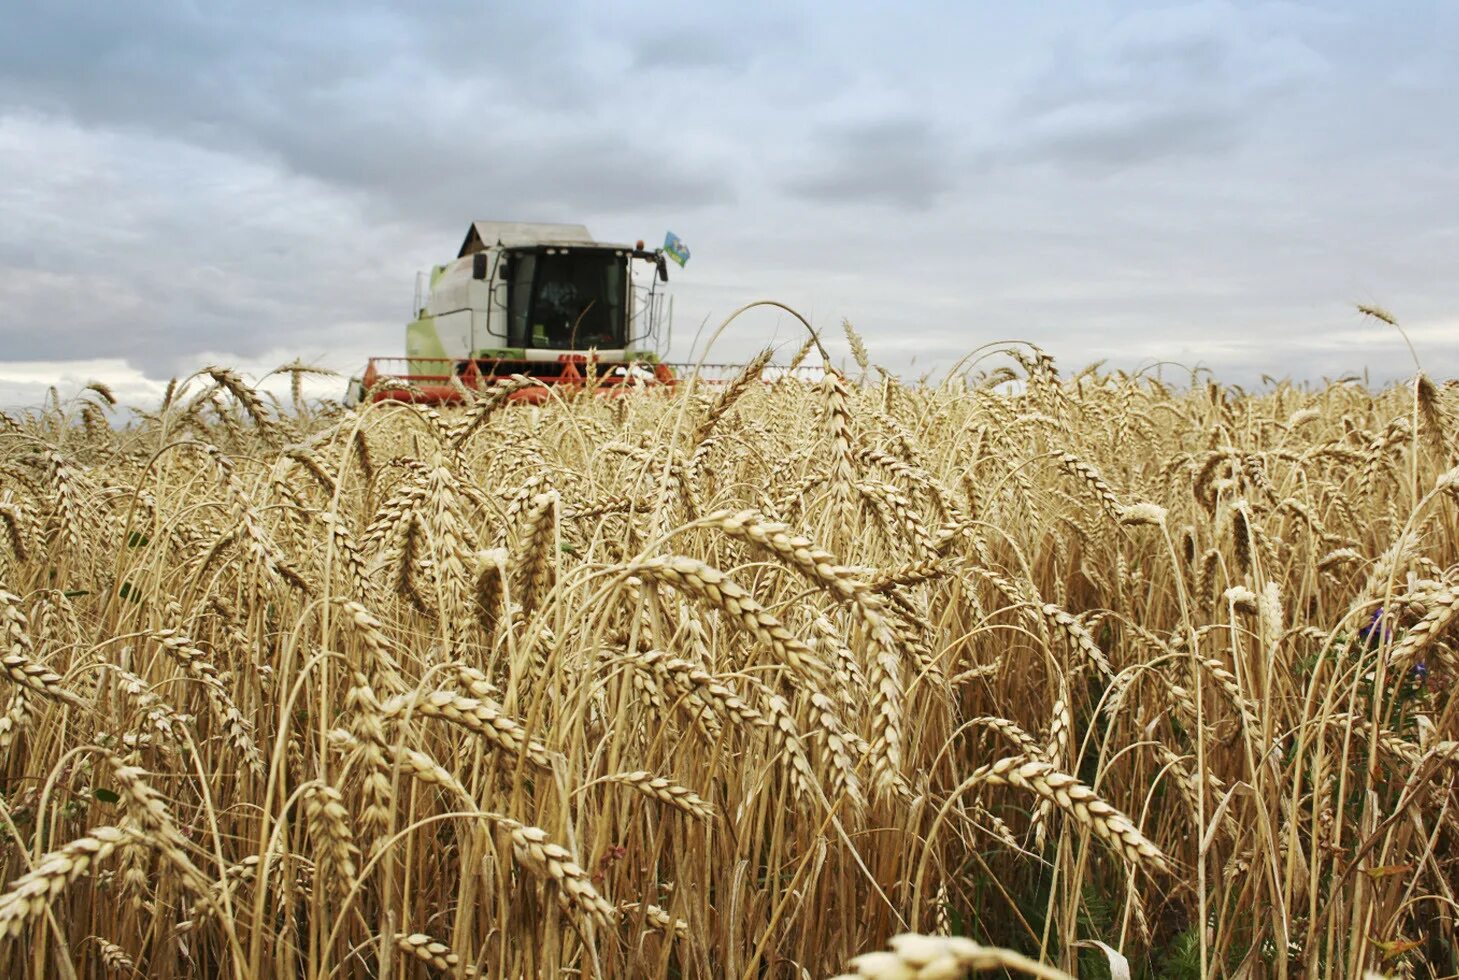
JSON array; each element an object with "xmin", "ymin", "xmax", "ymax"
[{"xmin": 459, "ymin": 221, "xmax": 612, "ymax": 257}]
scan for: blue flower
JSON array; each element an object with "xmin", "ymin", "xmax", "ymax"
[{"xmin": 1359, "ymin": 608, "xmax": 1391, "ymax": 645}]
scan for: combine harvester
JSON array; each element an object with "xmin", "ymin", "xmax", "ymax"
[{"xmin": 351, "ymin": 221, "xmax": 688, "ymax": 405}]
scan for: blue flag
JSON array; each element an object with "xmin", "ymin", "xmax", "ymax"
[{"xmin": 663, "ymin": 231, "xmax": 690, "ymax": 267}]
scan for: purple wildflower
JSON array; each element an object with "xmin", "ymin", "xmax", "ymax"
[{"xmin": 1359, "ymin": 607, "xmax": 1391, "ymax": 645}]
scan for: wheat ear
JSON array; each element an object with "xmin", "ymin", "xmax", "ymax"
[
  {"xmin": 395, "ymin": 931, "xmax": 478, "ymax": 976},
  {"xmin": 834, "ymin": 932, "xmax": 1075, "ymax": 979},
  {"xmin": 0, "ymin": 826, "xmax": 133, "ymax": 938},
  {"xmin": 302, "ymin": 782, "xmax": 358, "ymax": 889},
  {"xmin": 0, "ymin": 589, "xmax": 82, "ymax": 708},
  {"xmin": 972, "ymin": 757, "xmax": 1170, "ymax": 874},
  {"xmin": 624, "ymin": 555, "xmax": 826, "ymax": 681},
  {"xmin": 604, "ymin": 772, "xmax": 716, "ymax": 821},
  {"xmin": 380, "ymin": 690, "xmax": 556, "ymax": 771}
]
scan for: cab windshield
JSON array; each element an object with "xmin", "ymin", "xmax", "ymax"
[{"xmin": 507, "ymin": 249, "xmax": 626, "ymax": 349}]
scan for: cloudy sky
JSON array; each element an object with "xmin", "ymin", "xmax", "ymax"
[{"xmin": 2, "ymin": 1, "xmax": 1457, "ymax": 407}]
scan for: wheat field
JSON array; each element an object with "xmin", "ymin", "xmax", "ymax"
[{"xmin": 0, "ymin": 335, "xmax": 1455, "ymax": 978}]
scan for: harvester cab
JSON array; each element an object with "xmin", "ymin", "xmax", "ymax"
[{"xmin": 350, "ymin": 221, "xmax": 676, "ymax": 405}]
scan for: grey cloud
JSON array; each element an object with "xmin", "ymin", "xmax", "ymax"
[
  {"xmin": 1010, "ymin": 103, "xmax": 1242, "ymax": 169},
  {"xmin": 631, "ymin": 28, "xmax": 751, "ymax": 71},
  {"xmin": 0, "ymin": 3, "xmax": 737, "ymax": 224},
  {"xmin": 257, "ymin": 121, "xmax": 737, "ymax": 224},
  {"xmin": 0, "ymin": 114, "xmax": 395, "ymax": 372},
  {"xmin": 781, "ymin": 118, "xmax": 955, "ymax": 209},
  {"xmin": 627, "ymin": 8, "xmax": 800, "ymax": 73},
  {"xmin": 999, "ymin": 2, "xmax": 1328, "ymax": 172}
]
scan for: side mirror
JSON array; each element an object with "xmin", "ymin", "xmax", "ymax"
[
  {"xmin": 472, "ymin": 253, "xmax": 489, "ymax": 280},
  {"xmin": 657, "ymin": 255, "xmax": 669, "ymax": 282}
]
